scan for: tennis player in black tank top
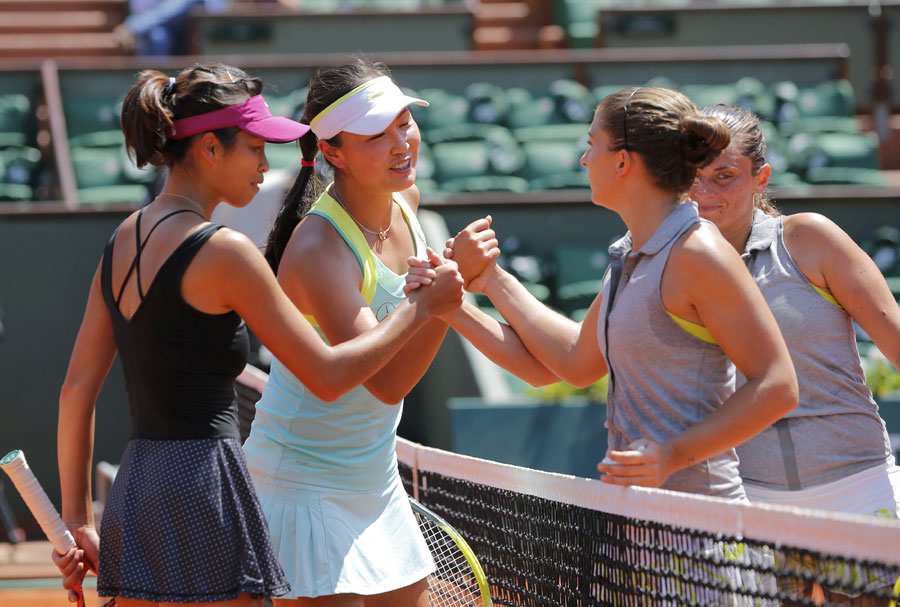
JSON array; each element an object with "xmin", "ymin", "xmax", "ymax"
[{"xmin": 52, "ymin": 64, "xmax": 464, "ymax": 607}]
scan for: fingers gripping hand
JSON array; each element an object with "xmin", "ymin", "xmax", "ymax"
[
  {"xmin": 596, "ymin": 440, "xmax": 674, "ymax": 488},
  {"xmin": 404, "ymin": 256, "xmax": 436, "ymax": 294},
  {"xmin": 407, "ymin": 248, "xmax": 464, "ymax": 317}
]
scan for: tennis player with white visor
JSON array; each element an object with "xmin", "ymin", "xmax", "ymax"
[{"xmin": 244, "ymin": 59, "xmax": 476, "ymax": 607}]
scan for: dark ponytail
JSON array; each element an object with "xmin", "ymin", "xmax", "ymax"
[
  {"xmin": 263, "ymin": 57, "xmax": 390, "ymax": 274},
  {"xmin": 264, "ymin": 129, "xmax": 320, "ymax": 272},
  {"xmin": 121, "ymin": 63, "xmax": 263, "ymax": 169}
]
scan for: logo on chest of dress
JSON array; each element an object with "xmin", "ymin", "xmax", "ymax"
[{"xmin": 374, "ymin": 301, "xmax": 397, "ymax": 322}]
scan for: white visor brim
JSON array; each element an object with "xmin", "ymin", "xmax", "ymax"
[{"xmin": 310, "ymin": 76, "xmax": 429, "ymax": 140}]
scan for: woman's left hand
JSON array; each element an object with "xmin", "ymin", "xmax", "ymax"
[
  {"xmin": 596, "ymin": 439, "xmax": 675, "ymax": 488},
  {"xmin": 404, "ymin": 257, "xmax": 436, "ymax": 295}
]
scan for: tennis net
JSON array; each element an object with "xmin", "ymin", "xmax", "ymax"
[
  {"xmin": 234, "ymin": 368, "xmax": 900, "ymax": 606},
  {"xmin": 397, "ymin": 438, "xmax": 900, "ymax": 607}
]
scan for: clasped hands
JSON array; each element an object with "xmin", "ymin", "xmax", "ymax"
[{"xmin": 406, "ymin": 216, "xmax": 500, "ymax": 296}]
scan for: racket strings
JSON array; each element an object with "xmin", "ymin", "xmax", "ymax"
[{"xmin": 417, "ymin": 513, "xmax": 483, "ymax": 607}]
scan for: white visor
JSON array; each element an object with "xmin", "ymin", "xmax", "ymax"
[{"xmin": 309, "ymin": 76, "xmax": 429, "ymax": 140}]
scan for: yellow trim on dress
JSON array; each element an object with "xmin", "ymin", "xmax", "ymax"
[
  {"xmin": 303, "ymin": 186, "xmax": 422, "ymax": 328},
  {"xmin": 812, "ymin": 284, "xmax": 842, "ymax": 308},
  {"xmin": 304, "ymin": 188, "xmax": 378, "ymax": 327},
  {"xmin": 666, "ymin": 311, "xmax": 718, "ymax": 345}
]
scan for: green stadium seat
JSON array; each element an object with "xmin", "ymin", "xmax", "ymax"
[
  {"xmin": 733, "ymin": 77, "xmax": 774, "ymax": 118},
  {"xmin": 429, "ymin": 127, "xmax": 524, "ymax": 185},
  {"xmin": 425, "ymin": 123, "xmax": 514, "ymax": 145},
  {"xmin": 773, "ymin": 80, "xmax": 856, "ymax": 131},
  {"xmin": 804, "ymin": 167, "xmax": 886, "ymax": 186},
  {"xmin": 65, "ymin": 96, "xmax": 123, "ymax": 148},
  {"xmin": 506, "ymin": 88, "xmax": 563, "ymax": 130},
  {"xmin": 777, "ymin": 116, "xmax": 863, "ymax": 137},
  {"xmin": 787, "ymin": 131, "xmax": 880, "ymax": 178},
  {"xmin": 809, "ymin": 132, "xmax": 880, "ymax": 170},
  {"xmin": 529, "ymin": 172, "xmax": 590, "ymax": 191},
  {"xmin": 555, "ymin": 0, "xmax": 604, "ymax": 48},
  {"xmin": 465, "ymin": 82, "xmax": 509, "ymax": 126},
  {"xmin": 765, "ymin": 170, "xmax": 805, "ymax": 187},
  {"xmin": 413, "ymin": 89, "xmax": 469, "ymax": 130},
  {"xmin": 795, "ymin": 80, "xmax": 856, "ymax": 118},
  {"xmin": 439, "ymin": 175, "xmax": 530, "ymax": 193},
  {"xmin": 0, "ymin": 182, "xmax": 33, "ymax": 202},
  {"xmin": 512, "ymin": 123, "xmax": 589, "ymax": 144},
  {"xmin": 860, "ymin": 225, "xmax": 900, "ymax": 276},
  {"xmin": 1, "ymin": 145, "xmax": 40, "ymax": 180},
  {"xmin": 680, "ymin": 84, "xmax": 741, "ymax": 110},
  {"xmin": 548, "ymin": 79, "xmax": 596, "ymax": 124},
  {"xmin": 77, "ymin": 185, "xmax": 149, "ymax": 205},
  {"xmin": 71, "ymin": 146, "xmax": 151, "ymax": 204},
  {"xmin": 552, "ymin": 243, "xmax": 608, "ymax": 314},
  {"xmin": 430, "ymin": 141, "xmax": 490, "ymax": 182},
  {"xmin": 0, "ymin": 94, "xmax": 31, "ymax": 148},
  {"xmin": 520, "ymin": 140, "xmax": 583, "ymax": 185}
]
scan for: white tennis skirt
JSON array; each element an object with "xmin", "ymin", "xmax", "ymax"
[
  {"xmin": 248, "ymin": 466, "xmax": 435, "ymax": 598},
  {"xmin": 744, "ymin": 459, "xmax": 900, "ymax": 516}
]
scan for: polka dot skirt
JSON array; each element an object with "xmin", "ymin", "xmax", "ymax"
[{"xmin": 98, "ymin": 438, "xmax": 290, "ymax": 602}]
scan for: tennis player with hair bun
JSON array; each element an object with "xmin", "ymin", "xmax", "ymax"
[
  {"xmin": 416, "ymin": 87, "xmax": 799, "ymax": 501},
  {"xmin": 52, "ymin": 63, "xmax": 464, "ymax": 607}
]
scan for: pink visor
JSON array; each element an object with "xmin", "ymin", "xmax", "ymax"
[{"xmin": 166, "ymin": 95, "xmax": 310, "ymax": 142}]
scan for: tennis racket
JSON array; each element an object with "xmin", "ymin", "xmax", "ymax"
[
  {"xmin": 409, "ymin": 496, "xmax": 492, "ymax": 607},
  {"xmin": 0, "ymin": 449, "xmax": 113, "ymax": 607}
]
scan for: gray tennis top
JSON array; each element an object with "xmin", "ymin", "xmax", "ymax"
[
  {"xmin": 598, "ymin": 202, "xmax": 745, "ymax": 500},
  {"xmin": 735, "ymin": 210, "xmax": 892, "ymax": 490}
]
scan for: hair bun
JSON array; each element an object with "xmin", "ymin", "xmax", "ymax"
[{"xmin": 680, "ymin": 115, "xmax": 731, "ymax": 167}]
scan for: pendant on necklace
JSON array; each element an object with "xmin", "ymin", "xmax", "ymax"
[{"xmin": 376, "ymin": 230, "xmax": 388, "ymax": 241}]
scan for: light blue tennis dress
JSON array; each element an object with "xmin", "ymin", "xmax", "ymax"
[{"xmin": 243, "ymin": 186, "xmax": 435, "ymax": 597}]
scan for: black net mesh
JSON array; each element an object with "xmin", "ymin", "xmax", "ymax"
[
  {"xmin": 400, "ymin": 462, "xmax": 900, "ymax": 607},
  {"xmin": 237, "ymin": 371, "xmax": 900, "ymax": 607}
]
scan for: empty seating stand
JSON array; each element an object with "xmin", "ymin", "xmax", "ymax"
[{"xmin": 0, "ymin": 0, "xmax": 129, "ymax": 59}]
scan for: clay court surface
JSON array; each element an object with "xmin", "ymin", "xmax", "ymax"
[{"xmin": 0, "ymin": 540, "xmax": 102, "ymax": 606}]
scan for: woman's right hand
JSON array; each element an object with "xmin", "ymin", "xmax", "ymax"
[
  {"xmin": 51, "ymin": 524, "xmax": 99, "ymax": 603},
  {"xmin": 406, "ymin": 248, "xmax": 464, "ymax": 318},
  {"xmin": 443, "ymin": 216, "xmax": 500, "ymax": 292}
]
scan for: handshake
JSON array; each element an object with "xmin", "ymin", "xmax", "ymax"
[{"xmin": 405, "ymin": 216, "xmax": 500, "ymax": 302}]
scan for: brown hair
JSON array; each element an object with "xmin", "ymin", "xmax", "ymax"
[
  {"xmin": 263, "ymin": 57, "xmax": 391, "ymax": 273},
  {"xmin": 700, "ymin": 104, "xmax": 779, "ymax": 216},
  {"xmin": 597, "ymin": 87, "xmax": 731, "ymax": 193},
  {"xmin": 121, "ymin": 63, "xmax": 263, "ymax": 169}
]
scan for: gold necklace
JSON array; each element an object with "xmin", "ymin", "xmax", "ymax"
[
  {"xmin": 331, "ymin": 185, "xmax": 393, "ymax": 241},
  {"xmin": 156, "ymin": 192, "xmax": 206, "ymax": 217}
]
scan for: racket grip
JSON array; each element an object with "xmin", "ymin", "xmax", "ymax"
[{"xmin": 0, "ymin": 450, "xmax": 77, "ymax": 555}]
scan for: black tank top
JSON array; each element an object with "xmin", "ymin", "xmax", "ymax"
[{"xmin": 100, "ymin": 209, "xmax": 249, "ymax": 440}]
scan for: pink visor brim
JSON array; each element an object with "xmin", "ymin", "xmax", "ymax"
[{"xmin": 167, "ymin": 95, "xmax": 310, "ymax": 143}]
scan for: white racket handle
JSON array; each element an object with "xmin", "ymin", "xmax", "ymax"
[{"xmin": 1, "ymin": 449, "xmax": 78, "ymax": 555}]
